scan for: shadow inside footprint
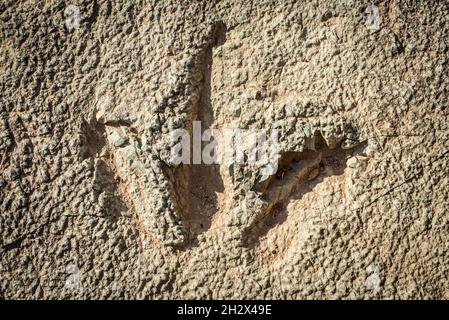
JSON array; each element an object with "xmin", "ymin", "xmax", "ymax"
[
  {"xmin": 245, "ymin": 135, "xmax": 351, "ymax": 247},
  {"xmin": 170, "ymin": 164, "xmax": 224, "ymax": 238}
]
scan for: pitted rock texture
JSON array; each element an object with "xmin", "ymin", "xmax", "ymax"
[{"xmin": 0, "ymin": 0, "xmax": 448, "ymax": 299}]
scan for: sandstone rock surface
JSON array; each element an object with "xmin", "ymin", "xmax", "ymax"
[{"xmin": 0, "ymin": 0, "xmax": 448, "ymax": 299}]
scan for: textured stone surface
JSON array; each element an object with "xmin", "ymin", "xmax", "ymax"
[{"xmin": 0, "ymin": 0, "xmax": 448, "ymax": 299}]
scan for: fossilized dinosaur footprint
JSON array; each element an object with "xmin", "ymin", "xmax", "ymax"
[{"xmin": 86, "ymin": 22, "xmax": 362, "ymax": 250}]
